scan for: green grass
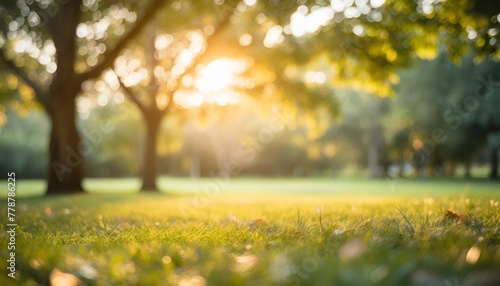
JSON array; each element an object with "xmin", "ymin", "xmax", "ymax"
[
  {"xmin": 1, "ymin": 178, "xmax": 499, "ymax": 285},
  {"xmin": 4, "ymin": 176, "xmax": 500, "ymax": 197}
]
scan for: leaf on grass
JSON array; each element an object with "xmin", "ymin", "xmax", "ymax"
[
  {"xmin": 44, "ymin": 207, "xmax": 53, "ymax": 216},
  {"xmin": 119, "ymin": 221, "xmax": 131, "ymax": 229},
  {"xmin": 359, "ymin": 219, "xmax": 373, "ymax": 227},
  {"xmin": 49, "ymin": 269, "xmax": 79, "ymax": 286},
  {"xmin": 247, "ymin": 219, "xmax": 266, "ymax": 227},
  {"xmin": 445, "ymin": 210, "xmax": 468, "ymax": 222}
]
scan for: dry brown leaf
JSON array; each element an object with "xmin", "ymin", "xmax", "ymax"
[
  {"xmin": 255, "ymin": 219, "xmax": 266, "ymax": 226},
  {"xmin": 359, "ymin": 219, "xmax": 373, "ymax": 227},
  {"xmin": 445, "ymin": 210, "xmax": 468, "ymax": 222},
  {"xmin": 120, "ymin": 221, "xmax": 131, "ymax": 229},
  {"xmin": 247, "ymin": 218, "xmax": 266, "ymax": 227},
  {"xmin": 44, "ymin": 207, "xmax": 53, "ymax": 216}
]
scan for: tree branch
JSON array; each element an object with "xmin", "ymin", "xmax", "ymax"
[
  {"xmin": 158, "ymin": 13, "xmax": 233, "ymax": 113},
  {"xmin": 115, "ymin": 72, "xmax": 146, "ymax": 113},
  {"xmin": 77, "ymin": 0, "xmax": 169, "ymax": 84},
  {"xmin": 0, "ymin": 48, "xmax": 50, "ymax": 107},
  {"xmin": 160, "ymin": 93, "xmax": 171, "ymax": 113},
  {"xmin": 26, "ymin": 1, "xmax": 56, "ymax": 28},
  {"xmin": 178, "ymin": 16, "xmax": 232, "ymax": 81}
]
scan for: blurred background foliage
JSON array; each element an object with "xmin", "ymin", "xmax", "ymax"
[
  {"xmin": 1, "ymin": 0, "xmax": 500, "ymax": 184},
  {"xmin": 1, "ymin": 51, "xmax": 499, "ymax": 179}
]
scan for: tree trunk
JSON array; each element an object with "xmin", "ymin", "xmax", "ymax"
[
  {"xmin": 190, "ymin": 144, "xmax": 201, "ymax": 178},
  {"xmin": 46, "ymin": 95, "xmax": 84, "ymax": 194},
  {"xmin": 417, "ymin": 157, "xmax": 428, "ymax": 179},
  {"xmin": 141, "ymin": 117, "xmax": 161, "ymax": 191},
  {"xmin": 448, "ymin": 162, "xmax": 456, "ymax": 178},
  {"xmin": 489, "ymin": 148, "xmax": 499, "ymax": 180},
  {"xmin": 367, "ymin": 100, "xmax": 381, "ymax": 178},
  {"xmin": 140, "ymin": 23, "xmax": 163, "ymax": 192},
  {"xmin": 464, "ymin": 161, "xmax": 472, "ymax": 178},
  {"xmin": 398, "ymin": 160, "xmax": 405, "ymax": 177}
]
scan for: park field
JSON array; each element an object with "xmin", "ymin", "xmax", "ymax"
[{"xmin": 0, "ymin": 178, "xmax": 499, "ymax": 285}]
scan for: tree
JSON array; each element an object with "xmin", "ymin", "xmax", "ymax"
[
  {"xmin": 0, "ymin": 0, "xmax": 167, "ymax": 194},
  {"xmin": 121, "ymin": 0, "xmax": 500, "ymax": 185},
  {"xmin": 461, "ymin": 57, "xmax": 500, "ymax": 179},
  {"xmin": 111, "ymin": 0, "xmax": 339, "ymax": 190},
  {"xmin": 112, "ymin": 10, "xmax": 233, "ymax": 190},
  {"xmin": 390, "ymin": 52, "xmax": 500, "ymax": 178}
]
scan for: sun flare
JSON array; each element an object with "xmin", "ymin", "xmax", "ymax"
[
  {"xmin": 195, "ymin": 58, "xmax": 236, "ymax": 93},
  {"xmin": 172, "ymin": 57, "xmax": 247, "ymax": 108}
]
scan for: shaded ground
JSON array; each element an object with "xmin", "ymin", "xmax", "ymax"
[{"xmin": 0, "ymin": 178, "xmax": 499, "ymax": 285}]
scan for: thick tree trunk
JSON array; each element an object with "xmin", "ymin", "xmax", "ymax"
[
  {"xmin": 489, "ymin": 148, "xmax": 498, "ymax": 180},
  {"xmin": 42, "ymin": 1, "xmax": 84, "ymax": 194},
  {"xmin": 46, "ymin": 95, "xmax": 84, "ymax": 194},
  {"xmin": 139, "ymin": 22, "xmax": 163, "ymax": 191},
  {"xmin": 141, "ymin": 117, "xmax": 161, "ymax": 191}
]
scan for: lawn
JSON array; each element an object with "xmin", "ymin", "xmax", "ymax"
[{"xmin": 1, "ymin": 178, "xmax": 499, "ymax": 285}]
